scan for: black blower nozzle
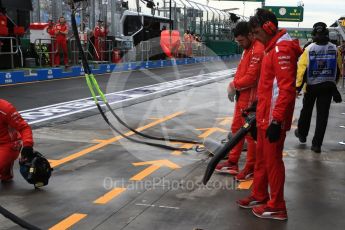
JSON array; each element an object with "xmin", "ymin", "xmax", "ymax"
[{"xmin": 202, "ymin": 114, "xmax": 256, "ymax": 185}]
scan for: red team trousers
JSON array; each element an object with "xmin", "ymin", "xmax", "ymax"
[{"xmin": 251, "ymin": 128, "xmax": 287, "ymax": 209}]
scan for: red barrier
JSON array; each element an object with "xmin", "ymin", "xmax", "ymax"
[{"xmin": 160, "ymin": 30, "xmax": 181, "ymax": 58}]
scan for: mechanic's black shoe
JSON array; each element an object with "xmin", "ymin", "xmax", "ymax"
[
  {"xmin": 311, "ymin": 145, "xmax": 321, "ymax": 153},
  {"xmin": 1, "ymin": 178, "xmax": 13, "ymax": 183},
  {"xmin": 294, "ymin": 129, "xmax": 306, "ymax": 144}
]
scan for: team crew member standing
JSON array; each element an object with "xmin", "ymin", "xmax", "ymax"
[
  {"xmin": 54, "ymin": 16, "xmax": 69, "ymax": 67},
  {"xmin": 46, "ymin": 19, "xmax": 56, "ymax": 66},
  {"xmin": 0, "ymin": 99, "xmax": 34, "ymax": 182},
  {"xmin": 215, "ymin": 21, "xmax": 264, "ymax": 181},
  {"xmin": 237, "ymin": 9, "xmax": 302, "ymax": 220},
  {"xmin": 295, "ymin": 22, "xmax": 343, "ymax": 153},
  {"xmin": 184, "ymin": 30, "xmax": 192, "ymax": 57},
  {"xmin": 94, "ymin": 20, "xmax": 107, "ymax": 61}
]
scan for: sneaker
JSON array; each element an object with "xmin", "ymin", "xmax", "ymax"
[
  {"xmin": 215, "ymin": 161, "xmax": 238, "ymax": 175},
  {"xmin": 294, "ymin": 129, "xmax": 306, "ymax": 143},
  {"xmin": 236, "ymin": 167, "xmax": 254, "ymax": 181},
  {"xmin": 252, "ymin": 205, "xmax": 288, "ymax": 220},
  {"xmin": 311, "ymin": 145, "xmax": 321, "ymax": 153},
  {"xmin": 236, "ymin": 196, "xmax": 268, "ymax": 209}
]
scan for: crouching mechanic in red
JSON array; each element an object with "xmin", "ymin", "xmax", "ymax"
[
  {"xmin": 215, "ymin": 21, "xmax": 264, "ymax": 181},
  {"xmin": 237, "ymin": 9, "xmax": 302, "ymax": 220},
  {"xmin": 0, "ymin": 99, "xmax": 34, "ymax": 182}
]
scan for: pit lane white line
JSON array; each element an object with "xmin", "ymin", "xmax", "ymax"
[{"xmin": 20, "ymin": 68, "xmax": 236, "ymax": 125}]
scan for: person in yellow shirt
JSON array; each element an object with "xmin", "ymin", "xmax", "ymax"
[{"xmin": 295, "ymin": 22, "xmax": 343, "ymax": 153}]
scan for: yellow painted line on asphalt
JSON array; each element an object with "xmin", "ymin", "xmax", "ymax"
[
  {"xmin": 49, "ymin": 213, "xmax": 87, "ymax": 230},
  {"xmin": 196, "ymin": 127, "xmax": 227, "ymax": 139},
  {"xmin": 131, "ymin": 164, "xmax": 161, "ymax": 181},
  {"xmin": 170, "ymin": 126, "xmax": 228, "ymax": 155},
  {"xmin": 237, "ymin": 180, "xmax": 253, "ymax": 190},
  {"xmin": 217, "ymin": 117, "xmax": 233, "ymax": 126},
  {"xmin": 94, "ymin": 188, "xmax": 127, "ymax": 205},
  {"xmin": 130, "ymin": 160, "xmax": 181, "ymax": 181},
  {"xmin": 92, "ymin": 139, "xmax": 108, "ymax": 143},
  {"xmin": 48, "ymin": 159, "xmax": 59, "ymax": 165},
  {"xmin": 171, "ymin": 143, "xmax": 195, "ymax": 155},
  {"xmin": 49, "ymin": 111, "xmax": 184, "ymax": 168}
]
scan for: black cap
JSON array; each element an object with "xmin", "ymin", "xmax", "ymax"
[
  {"xmin": 312, "ymin": 22, "xmax": 327, "ymax": 35},
  {"xmin": 312, "ymin": 22, "xmax": 329, "ymax": 44}
]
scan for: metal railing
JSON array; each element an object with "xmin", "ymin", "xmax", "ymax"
[
  {"xmin": 122, "ymin": 47, "xmax": 137, "ymax": 63},
  {"xmin": 97, "ymin": 39, "xmax": 114, "ymax": 62},
  {"xmin": 177, "ymin": 41, "xmax": 205, "ymax": 57},
  {"xmin": 0, "ymin": 36, "xmax": 20, "ymax": 69},
  {"xmin": 34, "ymin": 38, "xmax": 57, "ymax": 67},
  {"xmin": 69, "ymin": 38, "xmax": 95, "ymax": 65},
  {"xmin": 192, "ymin": 41, "xmax": 206, "ymax": 56},
  {"xmin": 140, "ymin": 41, "xmax": 151, "ymax": 61}
]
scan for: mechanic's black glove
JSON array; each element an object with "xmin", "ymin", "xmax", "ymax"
[
  {"xmin": 265, "ymin": 121, "xmax": 281, "ymax": 143},
  {"xmin": 235, "ymin": 90, "xmax": 240, "ymax": 102},
  {"xmin": 333, "ymin": 88, "xmax": 342, "ymax": 103},
  {"xmin": 228, "ymin": 92, "xmax": 235, "ymax": 102},
  {"xmin": 21, "ymin": 146, "xmax": 34, "ymax": 159}
]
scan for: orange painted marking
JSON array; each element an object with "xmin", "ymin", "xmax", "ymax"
[
  {"xmin": 92, "ymin": 139, "xmax": 108, "ymax": 143},
  {"xmin": 48, "ymin": 159, "xmax": 59, "ymax": 165},
  {"xmin": 49, "ymin": 213, "xmax": 87, "ymax": 230},
  {"xmin": 93, "ymin": 188, "xmax": 126, "ymax": 204},
  {"xmin": 171, "ymin": 143, "xmax": 195, "ymax": 155},
  {"xmin": 237, "ymin": 180, "xmax": 253, "ymax": 190},
  {"xmin": 49, "ymin": 111, "xmax": 184, "ymax": 168},
  {"xmin": 130, "ymin": 160, "xmax": 181, "ymax": 181},
  {"xmin": 196, "ymin": 127, "xmax": 227, "ymax": 139},
  {"xmin": 216, "ymin": 117, "xmax": 233, "ymax": 126},
  {"xmin": 130, "ymin": 164, "xmax": 161, "ymax": 181}
]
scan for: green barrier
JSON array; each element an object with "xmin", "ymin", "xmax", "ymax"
[{"xmin": 205, "ymin": 40, "xmax": 241, "ymax": 56}]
